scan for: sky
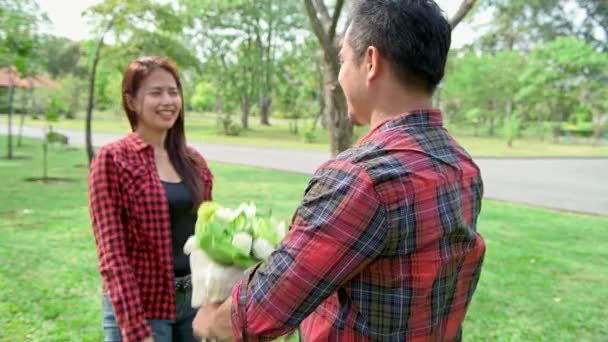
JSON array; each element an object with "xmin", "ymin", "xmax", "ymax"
[{"xmin": 38, "ymin": 0, "xmax": 487, "ymax": 48}]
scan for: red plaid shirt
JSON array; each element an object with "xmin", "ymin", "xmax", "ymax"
[
  {"xmin": 232, "ymin": 110, "xmax": 485, "ymax": 341},
  {"xmin": 88, "ymin": 132, "xmax": 213, "ymax": 342}
]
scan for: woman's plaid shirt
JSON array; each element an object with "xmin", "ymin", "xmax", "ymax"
[
  {"xmin": 88, "ymin": 133, "xmax": 213, "ymax": 342},
  {"xmin": 232, "ymin": 110, "xmax": 486, "ymax": 341}
]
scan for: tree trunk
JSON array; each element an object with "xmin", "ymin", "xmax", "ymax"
[
  {"xmin": 18, "ymin": 86, "xmax": 33, "ymax": 147},
  {"xmin": 312, "ymin": 59, "xmax": 326, "ymax": 130},
  {"xmin": 240, "ymin": 96, "xmax": 250, "ymax": 130},
  {"xmin": 259, "ymin": 94, "xmax": 271, "ymax": 126},
  {"xmin": 488, "ymin": 118, "xmax": 495, "ymax": 136},
  {"xmin": 86, "ymin": 20, "xmax": 113, "ymax": 166},
  {"xmin": 43, "ymin": 125, "xmax": 49, "ymax": 180},
  {"xmin": 551, "ymin": 125, "xmax": 561, "ymax": 144},
  {"xmin": 592, "ymin": 127, "xmax": 603, "ymax": 147},
  {"xmin": 323, "ymin": 62, "xmax": 352, "ymax": 156},
  {"xmin": 506, "ymin": 100, "xmax": 514, "ymax": 148},
  {"xmin": 259, "ymin": 7, "xmax": 274, "ymax": 127},
  {"xmin": 6, "ymin": 81, "xmax": 15, "ymax": 159},
  {"xmin": 312, "ymin": 106, "xmax": 325, "ymax": 130},
  {"xmin": 304, "ymin": 0, "xmax": 352, "ymax": 156},
  {"xmin": 486, "ymin": 99, "xmax": 496, "ymax": 137}
]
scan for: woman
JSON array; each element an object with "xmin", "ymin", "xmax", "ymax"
[{"xmin": 89, "ymin": 56, "xmax": 213, "ymax": 342}]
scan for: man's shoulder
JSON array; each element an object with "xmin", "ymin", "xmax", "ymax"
[{"xmin": 330, "ymin": 139, "xmax": 412, "ymax": 184}]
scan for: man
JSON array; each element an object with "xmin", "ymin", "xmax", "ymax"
[{"xmin": 194, "ymin": 0, "xmax": 485, "ymax": 340}]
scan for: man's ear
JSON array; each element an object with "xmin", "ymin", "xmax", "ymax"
[{"xmin": 366, "ymin": 46, "xmax": 381, "ymax": 84}]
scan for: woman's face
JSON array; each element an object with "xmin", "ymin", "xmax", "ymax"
[{"xmin": 128, "ymin": 68, "xmax": 182, "ymax": 133}]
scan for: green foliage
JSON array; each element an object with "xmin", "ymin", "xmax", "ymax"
[
  {"xmin": 303, "ymin": 127, "xmax": 317, "ymax": 144},
  {"xmin": 182, "ymin": 0, "xmax": 309, "ymax": 124},
  {"xmin": 39, "ymin": 35, "xmax": 85, "ymax": 78},
  {"xmin": 45, "ymin": 98, "xmax": 61, "ymax": 122},
  {"xmin": 45, "ymin": 131, "xmax": 69, "ymax": 145},
  {"xmin": 195, "ymin": 202, "xmax": 285, "ymax": 268},
  {"xmin": 445, "ymin": 34, "xmax": 607, "ymax": 145},
  {"xmin": 444, "ymin": 50, "xmax": 523, "ymax": 140},
  {"xmin": 226, "ymin": 122, "xmax": 242, "ymax": 136},
  {"xmin": 215, "ymin": 116, "xmax": 243, "ymax": 136},
  {"xmin": 517, "ymin": 36, "xmax": 608, "ymax": 127},
  {"xmin": 102, "ymin": 71, "xmax": 123, "ymax": 113},
  {"xmin": 473, "ymin": 0, "xmax": 606, "ymax": 52},
  {"xmin": 191, "ymin": 81, "xmax": 216, "ymax": 112},
  {"xmin": 55, "ymin": 75, "xmax": 88, "ymax": 118}
]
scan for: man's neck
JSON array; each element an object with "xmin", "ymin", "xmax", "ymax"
[{"xmin": 369, "ymin": 86, "xmax": 434, "ymax": 130}]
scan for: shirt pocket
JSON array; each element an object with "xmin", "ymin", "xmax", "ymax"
[
  {"xmin": 119, "ymin": 159, "xmax": 170, "ymax": 248},
  {"xmin": 118, "ymin": 159, "xmax": 150, "ymax": 197}
]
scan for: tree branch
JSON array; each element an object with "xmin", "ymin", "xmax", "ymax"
[
  {"xmin": 314, "ymin": 0, "xmax": 331, "ymax": 29},
  {"xmin": 329, "ymin": 0, "xmax": 345, "ymax": 41},
  {"xmin": 448, "ymin": 0, "xmax": 477, "ymax": 30},
  {"xmin": 304, "ymin": 0, "xmax": 331, "ymax": 50}
]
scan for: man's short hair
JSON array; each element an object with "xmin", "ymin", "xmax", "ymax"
[{"xmin": 348, "ymin": 0, "xmax": 451, "ymax": 93}]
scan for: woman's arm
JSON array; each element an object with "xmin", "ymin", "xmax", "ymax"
[{"xmin": 89, "ymin": 147, "xmax": 153, "ymax": 342}]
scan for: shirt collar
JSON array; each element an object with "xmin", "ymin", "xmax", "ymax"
[
  {"xmin": 126, "ymin": 132, "xmax": 151, "ymax": 152},
  {"xmin": 357, "ymin": 109, "xmax": 443, "ymax": 145}
]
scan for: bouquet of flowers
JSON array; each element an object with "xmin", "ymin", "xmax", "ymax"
[{"xmin": 183, "ymin": 201, "xmax": 287, "ymax": 307}]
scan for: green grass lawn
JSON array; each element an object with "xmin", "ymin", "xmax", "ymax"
[
  {"xmin": 19, "ymin": 111, "xmax": 608, "ymax": 157},
  {"xmin": 1, "ymin": 138, "xmax": 607, "ymax": 341}
]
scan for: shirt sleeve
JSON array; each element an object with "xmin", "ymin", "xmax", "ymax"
[
  {"xmin": 88, "ymin": 147, "xmax": 152, "ymax": 342},
  {"xmin": 187, "ymin": 146, "xmax": 214, "ymax": 201},
  {"xmin": 231, "ymin": 159, "xmax": 388, "ymax": 341}
]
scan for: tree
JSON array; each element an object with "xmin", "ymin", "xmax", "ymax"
[
  {"xmin": 191, "ymin": 81, "xmax": 216, "ymax": 112},
  {"xmin": 83, "ymin": 15, "xmax": 112, "ymax": 165},
  {"xmin": 443, "ymin": 50, "xmax": 522, "ymax": 144},
  {"xmin": 303, "ymin": 0, "xmax": 477, "ymax": 156},
  {"xmin": 472, "ymin": 0, "xmax": 606, "ymax": 52},
  {"xmin": 39, "ymin": 35, "xmax": 84, "ymax": 79},
  {"xmin": 516, "ymin": 36, "xmax": 608, "ymax": 143},
  {"xmin": 302, "ymin": 0, "xmax": 351, "ymax": 156},
  {"xmin": 274, "ymin": 37, "xmax": 323, "ymax": 135},
  {"xmin": 181, "ymin": 0, "xmax": 306, "ymax": 128},
  {"xmin": 0, "ymin": 0, "xmax": 46, "ymax": 159},
  {"xmin": 578, "ymin": 0, "xmax": 608, "ymax": 51}
]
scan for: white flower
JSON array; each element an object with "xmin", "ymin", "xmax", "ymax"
[
  {"xmin": 232, "ymin": 232, "xmax": 253, "ymax": 255},
  {"xmin": 276, "ymin": 221, "xmax": 287, "ymax": 240},
  {"xmin": 215, "ymin": 207, "xmax": 239, "ymax": 222},
  {"xmin": 252, "ymin": 238, "xmax": 275, "ymax": 261},
  {"xmin": 237, "ymin": 203, "xmax": 257, "ymax": 220}
]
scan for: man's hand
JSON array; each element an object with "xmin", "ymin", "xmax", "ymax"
[
  {"xmin": 142, "ymin": 337, "xmax": 154, "ymax": 342},
  {"xmin": 193, "ymin": 298, "xmax": 234, "ymax": 341}
]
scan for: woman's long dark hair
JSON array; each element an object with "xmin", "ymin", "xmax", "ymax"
[{"xmin": 121, "ymin": 56, "xmax": 205, "ymax": 207}]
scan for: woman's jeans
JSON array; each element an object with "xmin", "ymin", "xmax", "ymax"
[{"xmin": 102, "ymin": 282, "xmax": 198, "ymax": 342}]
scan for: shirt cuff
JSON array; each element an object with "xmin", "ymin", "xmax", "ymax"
[
  {"xmin": 231, "ymin": 279, "xmax": 245, "ymax": 342},
  {"xmin": 122, "ymin": 318, "xmax": 153, "ymax": 342},
  {"xmin": 231, "ymin": 262, "xmax": 264, "ymax": 342}
]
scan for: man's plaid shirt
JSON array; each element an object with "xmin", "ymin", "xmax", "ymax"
[{"xmin": 232, "ymin": 110, "xmax": 486, "ymax": 341}]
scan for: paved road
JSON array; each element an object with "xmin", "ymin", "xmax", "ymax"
[{"xmin": 2, "ymin": 124, "xmax": 607, "ymax": 216}]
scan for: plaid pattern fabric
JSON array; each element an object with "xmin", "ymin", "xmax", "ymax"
[
  {"xmin": 231, "ymin": 110, "xmax": 485, "ymax": 341},
  {"xmin": 88, "ymin": 132, "xmax": 213, "ymax": 342}
]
